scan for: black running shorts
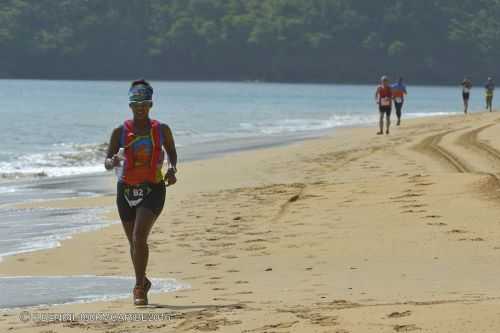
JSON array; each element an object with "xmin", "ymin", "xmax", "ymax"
[
  {"xmin": 379, "ymin": 106, "xmax": 392, "ymax": 114},
  {"xmin": 116, "ymin": 181, "xmax": 166, "ymax": 222},
  {"xmin": 394, "ymin": 102, "xmax": 403, "ymax": 116}
]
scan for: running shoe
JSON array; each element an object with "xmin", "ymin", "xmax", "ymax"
[{"xmin": 133, "ymin": 285, "xmax": 147, "ymax": 306}]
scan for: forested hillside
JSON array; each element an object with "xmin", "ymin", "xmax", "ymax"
[{"xmin": 1, "ymin": 0, "xmax": 499, "ymax": 83}]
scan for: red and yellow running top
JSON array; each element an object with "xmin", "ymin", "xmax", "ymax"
[{"xmin": 120, "ymin": 119, "xmax": 164, "ymax": 185}]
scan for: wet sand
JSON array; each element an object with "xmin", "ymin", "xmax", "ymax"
[{"xmin": 2, "ymin": 112, "xmax": 500, "ymax": 332}]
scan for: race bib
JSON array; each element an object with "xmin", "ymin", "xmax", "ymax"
[
  {"xmin": 123, "ymin": 183, "xmax": 153, "ymax": 207},
  {"xmin": 463, "ymin": 88, "xmax": 470, "ymax": 93},
  {"xmin": 381, "ymin": 97, "xmax": 391, "ymax": 106},
  {"xmin": 395, "ymin": 97, "xmax": 403, "ymax": 103}
]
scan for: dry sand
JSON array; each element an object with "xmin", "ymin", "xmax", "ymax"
[{"xmin": 2, "ymin": 112, "xmax": 500, "ymax": 332}]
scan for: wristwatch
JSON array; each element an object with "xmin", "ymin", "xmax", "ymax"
[{"xmin": 105, "ymin": 158, "xmax": 114, "ymax": 169}]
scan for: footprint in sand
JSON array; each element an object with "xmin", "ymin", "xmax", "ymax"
[
  {"xmin": 205, "ymin": 263, "xmax": 219, "ymax": 268},
  {"xmin": 416, "ymin": 182, "xmax": 434, "ymax": 186},
  {"xmin": 213, "ymin": 242, "xmax": 237, "ymax": 248},
  {"xmin": 448, "ymin": 229, "xmax": 468, "ymax": 234},
  {"xmin": 402, "ymin": 204, "xmax": 427, "ymax": 209},
  {"xmin": 245, "ymin": 231, "xmax": 271, "ymax": 236},
  {"xmin": 387, "ymin": 311, "xmax": 412, "ymax": 318},
  {"xmin": 200, "ymin": 250, "xmax": 220, "ymax": 257},
  {"xmin": 204, "ymin": 280, "xmax": 219, "ymax": 285},
  {"xmin": 393, "ymin": 324, "xmax": 420, "ymax": 332},
  {"xmin": 223, "ymin": 255, "xmax": 239, "ymax": 259},
  {"xmin": 427, "ymin": 222, "xmax": 447, "ymax": 226},
  {"xmin": 459, "ymin": 237, "xmax": 485, "ymax": 242},
  {"xmin": 297, "ymin": 312, "xmax": 339, "ymax": 327},
  {"xmin": 243, "ymin": 245, "xmax": 267, "ymax": 251},
  {"xmin": 391, "ymin": 193, "xmax": 423, "ymax": 200},
  {"xmin": 251, "ymin": 251, "xmax": 271, "ymax": 257},
  {"xmin": 401, "ymin": 209, "xmax": 427, "ymax": 214},
  {"xmin": 244, "ymin": 238, "xmax": 268, "ymax": 243},
  {"xmin": 183, "ymin": 318, "xmax": 242, "ymax": 331},
  {"xmin": 235, "ymin": 280, "xmax": 249, "ymax": 284},
  {"xmin": 246, "ymin": 321, "xmax": 299, "ymax": 332},
  {"xmin": 220, "ymin": 231, "xmax": 239, "ymax": 236}
]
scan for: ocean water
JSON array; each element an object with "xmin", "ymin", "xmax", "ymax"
[
  {"xmin": 0, "ymin": 171, "xmax": 118, "ymax": 261},
  {"xmin": 0, "ymin": 276, "xmax": 187, "ymax": 309},
  {"xmin": 0, "ymin": 206, "xmax": 115, "ymax": 259},
  {"xmin": 0, "ymin": 80, "xmax": 475, "ymax": 181}
]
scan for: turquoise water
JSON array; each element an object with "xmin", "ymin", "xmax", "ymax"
[{"xmin": 0, "ymin": 80, "xmax": 478, "ymax": 180}]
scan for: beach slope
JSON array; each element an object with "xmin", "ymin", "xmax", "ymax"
[{"xmin": 2, "ymin": 112, "xmax": 500, "ymax": 332}]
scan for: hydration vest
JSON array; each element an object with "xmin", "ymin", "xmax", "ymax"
[{"xmin": 120, "ymin": 119, "xmax": 164, "ymax": 184}]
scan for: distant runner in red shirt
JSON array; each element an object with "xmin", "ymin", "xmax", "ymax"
[{"xmin": 375, "ymin": 76, "xmax": 393, "ymax": 135}]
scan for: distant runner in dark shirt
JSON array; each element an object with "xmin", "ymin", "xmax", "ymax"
[
  {"xmin": 485, "ymin": 77, "xmax": 495, "ymax": 112},
  {"xmin": 391, "ymin": 77, "xmax": 408, "ymax": 126},
  {"xmin": 461, "ymin": 77, "xmax": 472, "ymax": 114}
]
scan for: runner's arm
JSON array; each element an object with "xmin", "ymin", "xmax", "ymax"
[
  {"xmin": 161, "ymin": 124, "xmax": 177, "ymax": 171},
  {"xmin": 104, "ymin": 127, "xmax": 121, "ymax": 170}
]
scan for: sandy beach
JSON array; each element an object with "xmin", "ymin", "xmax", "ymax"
[{"xmin": 3, "ymin": 112, "xmax": 500, "ymax": 332}]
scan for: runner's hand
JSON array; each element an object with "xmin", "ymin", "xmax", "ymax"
[
  {"xmin": 165, "ymin": 168, "xmax": 177, "ymax": 187},
  {"xmin": 105, "ymin": 155, "xmax": 121, "ymax": 169},
  {"xmin": 110, "ymin": 155, "xmax": 121, "ymax": 167}
]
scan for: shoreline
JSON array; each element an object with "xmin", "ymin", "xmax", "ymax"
[
  {"xmin": 0, "ymin": 275, "xmax": 187, "ymax": 311},
  {"xmin": 2, "ymin": 111, "xmax": 500, "ymax": 332},
  {"xmin": 0, "ymin": 109, "xmax": 457, "ymax": 187}
]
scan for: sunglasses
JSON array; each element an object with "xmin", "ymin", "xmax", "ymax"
[{"xmin": 129, "ymin": 101, "xmax": 152, "ymax": 108}]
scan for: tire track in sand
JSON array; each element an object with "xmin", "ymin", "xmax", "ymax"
[
  {"xmin": 456, "ymin": 123, "xmax": 500, "ymax": 189},
  {"xmin": 416, "ymin": 124, "xmax": 500, "ymax": 190},
  {"xmin": 457, "ymin": 124, "xmax": 500, "ymax": 163},
  {"xmin": 415, "ymin": 130, "xmax": 470, "ymax": 173},
  {"xmin": 413, "ymin": 125, "xmax": 500, "ymax": 241}
]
